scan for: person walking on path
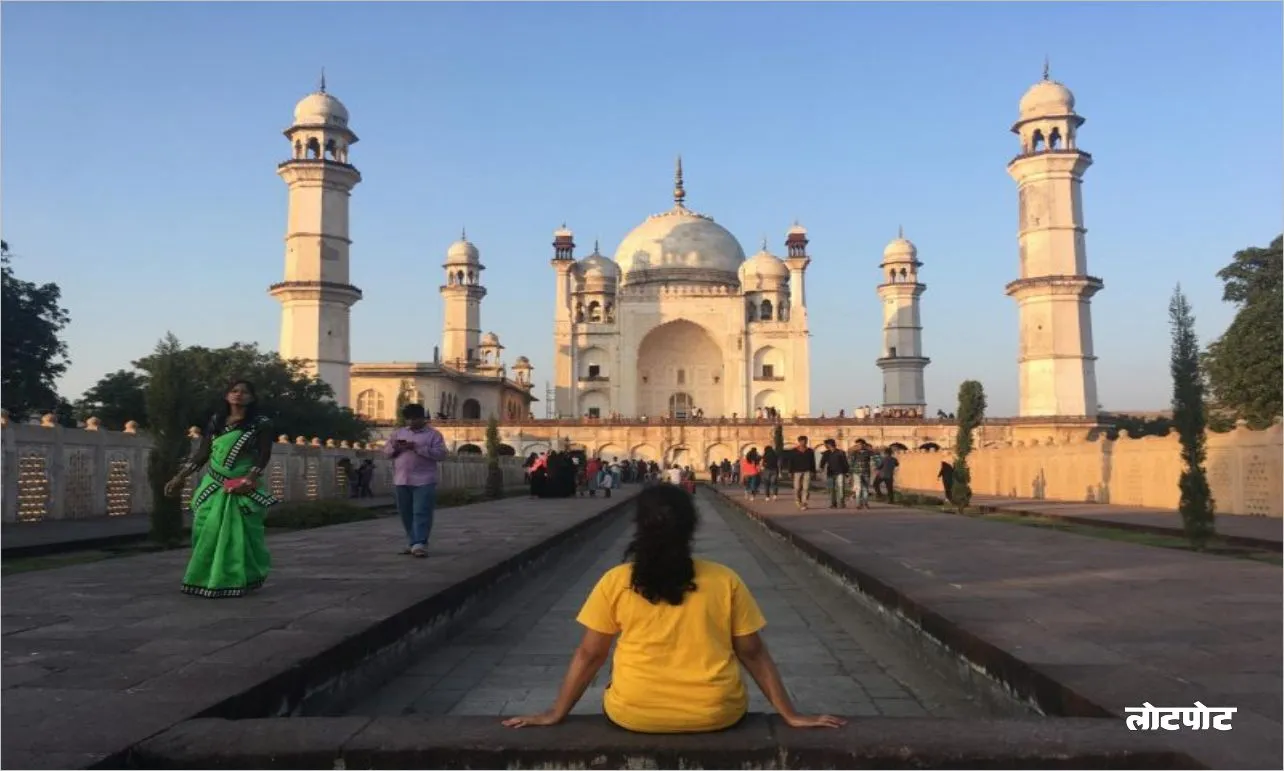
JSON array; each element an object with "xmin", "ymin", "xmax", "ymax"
[
  {"xmin": 165, "ymin": 379, "xmax": 276, "ymax": 599},
  {"xmin": 875, "ymin": 446, "xmax": 900, "ymax": 504},
  {"xmin": 502, "ymin": 485, "xmax": 845, "ymax": 733},
  {"xmin": 786, "ymin": 436, "xmax": 817, "ymax": 510},
  {"xmin": 760, "ymin": 445, "xmax": 780, "ymax": 501},
  {"xmin": 383, "ymin": 403, "xmax": 448, "ymax": 558},
  {"xmin": 740, "ymin": 448, "xmax": 762, "ymax": 501},
  {"xmin": 849, "ymin": 440, "xmax": 874, "ymax": 509},
  {"xmin": 937, "ymin": 460, "xmax": 954, "ymax": 503},
  {"xmin": 818, "ymin": 438, "xmax": 850, "ymax": 509}
]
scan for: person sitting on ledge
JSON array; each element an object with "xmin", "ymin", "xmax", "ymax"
[{"xmin": 502, "ymin": 485, "xmax": 845, "ymax": 733}]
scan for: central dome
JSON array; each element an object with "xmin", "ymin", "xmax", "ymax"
[
  {"xmin": 613, "ymin": 158, "xmax": 746, "ymax": 287},
  {"xmin": 613, "ymin": 208, "xmax": 746, "ymax": 286}
]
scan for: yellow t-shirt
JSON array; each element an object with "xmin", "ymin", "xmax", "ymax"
[{"xmin": 576, "ymin": 558, "xmax": 767, "ymax": 733}]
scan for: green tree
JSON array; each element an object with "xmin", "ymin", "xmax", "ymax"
[
  {"xmin": 75, "ymin": 370, "xmax": 149, "ymax": 430},
  {"xmin": 1202, "ymin": 236, "xmax": 1282, "ymax": 428},
  {"xmin": 1170, "ymin": 286, "xmax": 1216, "ymax": 548},
  {"xmin": 1, "ymin": 241, "xmax": 71, "ymax": 421},
  {"xmin": 145, "ymin": 334, "xmax": 196, "ymax": 545},
  {"xmin": 484, "ymin": 415, "xmax": 504, "ymax": 499},
  {"xmin": 89, "ymin": 341, "xmax": 372, "ymax": 443},
  {"xmin": 951, "ymin": 380, "xmax": 987, "ymax": 511}
]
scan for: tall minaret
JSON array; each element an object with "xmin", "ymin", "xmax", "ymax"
[
  {"xmin": 440, "ymin": 231, "xmax": 486, "ymax": 369},
  {"xmin": 783, "ymin": 223, "xmax": 813, "ymax": 416},
  {"xmin": 550, "ymin": 225, "xmax": 576, "ymax": 418},
  {"xmin": 269, "ymin": 74, "xmax": 362, "ymax": 407},
  {"xmin": 876, "ymin": 229, "xmax": 929, "ymax": 416},
  {"xmin": 1006, "ymin": 64, "xmax": 1104, "ymax": 419}
]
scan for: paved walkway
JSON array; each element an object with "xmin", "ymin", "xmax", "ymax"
[
  {"xmin": 349, "ymin": 489, "xmax": 987, "ymax": 720},
  {"xmin": 0, "ymin": 491, "xmax": 635, "ymax": 770},
  {"xmin": 1, "ymin": 496, "xmax": 397, "ymax": 553},
  {"xmin": 904, "ymin": 488, "xmax": 1282, "ymax": 549},
  {"xmin": 729, "ymin": 491, "xmax": 1282, "ymax": 769}
]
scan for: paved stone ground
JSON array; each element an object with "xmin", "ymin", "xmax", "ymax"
[
  {"xmin": 1, "ymin": 496, "xmax": 397, "ymax": 553},
  {"xmin": 1, "ymin": 491, "xmax": 635, "ymax": 770},
  {"xmin": 735, "ymin": 492, "xmax": 1283, "ymax": 769},
  {"xmin": 904, "ymin": 488, "xmax": 1282, "ymax": 547},
  {"xmin": 349, "ymin": 489, "xmax": 988, "ymax": 720}
]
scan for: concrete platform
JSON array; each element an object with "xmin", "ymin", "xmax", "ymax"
[
  {"xmin": 131, "ymin": 714, "xmax": 1195, "ymax": 769},
  {"xmin": 904, "ymin": 489, "xmax": 1282, "ymax": 551},
  {"xmin": 721, "ymin": 490, "xmax": 1283, "ymax": 769},
  {"xmin": 348, "ymin": 491, "xmax": 985, "ymax": 719},
  {"xmin": 0, "ymin": 490, "xmax": 637, "ymax": 770}
]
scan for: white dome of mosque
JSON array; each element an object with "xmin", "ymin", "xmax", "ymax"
[
  {"xmin": 1018, "ymin": 77, "xmax": 1075, "ymax": 121},
  {"xmin": 738, "ymin": 243, "xmax": 790, "ymax": 291},
  {"xmin": 446, "ymin": 234, "xmax": 480, "ymax": 263},
  {"xmin": 293, "ymin": 90, "xmax": 350, "ymax": 128},
  {"xmin": 882, "ymin": 231, "xmax": 918, "ymax": 262},
  {"xmin": 577, "ymin": 243, "xmax": 620, "ymax": 282},
  {"xmin": 612, "ymin": 159, "xmax": 746, "ymax": 286}
]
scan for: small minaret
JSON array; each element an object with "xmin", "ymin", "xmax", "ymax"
[
  {"xmin": 783, "ymin": 222, "xmax": 810, "ymax": 319},
  {"xmin": 1006, "ymin": 64, "xmax": 1104, "ymax": 419},
  {"xmin": 269, "ymin": 74, "xmax": 362, "ymax": 406},
  {"xmin": 439, "ymin": 230, "xmax": 486, "ymax": 369},
  {"xmin": 550, "ymin": 224, "xmax": 577, "ymax": 417},
  {"xmin": 876, "ymin": 228, "xmax": 929, "ymax": 416}
]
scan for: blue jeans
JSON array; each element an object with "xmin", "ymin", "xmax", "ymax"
[
  {"xmin": 744, "ymin": 474, "xmax": 760, "ymax": 495},
  {"xmin": 395, "ymin": 483, "xmax": 437, "ymax": 547}
]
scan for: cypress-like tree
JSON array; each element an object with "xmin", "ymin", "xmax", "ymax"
[
  {"xmin": 772, "ymin": 422, "xmax": 785, "ymax": 457},
  {"xmin": 1170, "ymin": 286, "xmax": 1215, "ymax": 547},
  {"xmin": 145, "ymin": 334, "xmax": 194, "ymax": 545},
  {"xmin": 484, "ymin": 414, "xmax": 504, "ymax": 499},
  {"xmin": 951, "ymin": 380, "xmax": 987, "ymax": 511}
]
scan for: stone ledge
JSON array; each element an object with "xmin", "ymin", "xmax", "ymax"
[{"xmin": 128, "ymin": 715, "xmax": 1197, "ymax": 769}]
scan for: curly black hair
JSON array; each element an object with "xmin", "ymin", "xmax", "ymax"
[{"xmin": 623, "ymin": 484, "xmax": 699, "ymax": 605}]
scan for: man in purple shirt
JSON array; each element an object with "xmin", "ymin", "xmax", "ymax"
[{"xmin": 382, "ymin": 403, "xmax": 449, "ymax": 557}]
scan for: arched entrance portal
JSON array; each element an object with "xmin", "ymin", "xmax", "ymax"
[
  {"xmin": 636, "ymin": 320, "xmax": 724, "ymax": 419},
  {"xmin": 668, "ymin": 392, "xmax": 694, "ymax": 420}
]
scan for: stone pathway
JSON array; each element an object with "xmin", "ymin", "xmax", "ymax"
[
  {"xmin": 903, "ymin": 488, "xmax": 1282, "ymax": 548},
  {"xmin": 0, "ymin": 491, "xmax": 635, "ymax": 770},
  {"xmin": 731, "ymin": 491, "xmax": 1283, "ymax": 769},
  {"xmin": 349, "ymin": 489, "xmax": 986, "ymax": 720}
]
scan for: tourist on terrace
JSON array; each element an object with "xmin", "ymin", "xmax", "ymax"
[
  {"xmin": 383, "ymin": 403, "xmax": 448, "ymax": 558},
  {"xmin": 849, "ymin": 440, "xmax": 874, "ymax": 509},
  {"xmin": 741, "ymin": 448, "xmax": 762, "ymax": 501},
  {"xmin": 760, "ymin": 445, "xmax": 781, "ymax": 501},
  {"xmin": 165, "ymin": 379, "xmax": 276, "ymax": 598},
  {"xmin": 502, "ymin": 485, "xmax": 845, "ymax": 732},
  {"xmin": 786, "ymin": 436, "xmax": 817, "ymax": 510}
]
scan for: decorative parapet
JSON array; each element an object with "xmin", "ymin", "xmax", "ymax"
[{"xmin": 1, "ymin": 419, "xmax": 524, "ymax": 525}]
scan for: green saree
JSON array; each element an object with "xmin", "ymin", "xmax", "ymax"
[{"xmin": 181, "ymin": 416, "xmax": 277, "ymax": 598}]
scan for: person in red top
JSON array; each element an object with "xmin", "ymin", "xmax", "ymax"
[
  {"xmin": 585, "ymin": 456, "xmax": 603, "ymax": 497},
  {"xmin": 740, "ymin": 449, "xmax": 762, "ymax": 501}
]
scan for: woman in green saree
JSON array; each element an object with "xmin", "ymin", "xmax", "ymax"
[{"xmin": 165, "ymin": 380, "xmax": 278, "ymax": 598}]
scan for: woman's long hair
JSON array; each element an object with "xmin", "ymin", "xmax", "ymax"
[
  {"xmin": 211, "ymin": 379, "xmax": 261, "ymax": 434},
  {"xmin": 623, "ymin": 484, "xmax": 698, "ymax": 605}
]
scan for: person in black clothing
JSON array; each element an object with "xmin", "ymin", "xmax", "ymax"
[
  {"xmin": 849, "ymin": 440, "xmax": 874, "ymax": 509},
  {"xmin": 761, "ymin": 446, "xmax": 780, "ymax": 501},
  {"xmin": 818, "ymin": 438, "xmax": 850, "ymax": 509},
  {"xmin": 785, "ymin": 436, "xmax": 817, "ymax": 510},
  {"xmin": 938, "ymin": 460, "xmax": 955, "ymax": 503}
]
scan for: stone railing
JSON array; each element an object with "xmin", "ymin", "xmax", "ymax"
[
  {"xmin": 1, "ymin": 416, "xmax": 525, "ymax": 524},
  {"xmin": 894, "ymin": 421, "xmax": 1283, "ymax": 517}
]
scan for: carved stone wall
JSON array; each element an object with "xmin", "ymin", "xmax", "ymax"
[{"xmin": 895, "ymin": 421, "xmax": 1283, "ymax": 517}]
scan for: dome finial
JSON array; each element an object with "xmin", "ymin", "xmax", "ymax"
[
  {"xmin": 1042, "ymin": 55, "xmax": 1050, "ymax": 81},
  {"xmin": 898, "ymin": 224, "xmax": 904, "ymax": 239},
  {"xmin": 319, "ymin": 67, "xmax": 327, "ymax": 93},
  {"xmin": 761, "ymin": 236, "xmax": 768, "ymax": 251},
  {"xmin": 674, "ymin": 155, "xmax": 686, "ymax": 207},
  {"xmin": 461, "ymin": 226, "xmax": 467, "ymax": 240},
  {"xmin": 593, "ymin": 238, "xmax": 600, "ymax": 254}
]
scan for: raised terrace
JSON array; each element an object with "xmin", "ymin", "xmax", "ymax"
[{"xmin": 3, "ymin": 483, "xmax": 1278, "ymax": 769}]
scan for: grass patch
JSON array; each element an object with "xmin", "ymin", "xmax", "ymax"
[{"xmin": 883, "ymin": 492, "xmax": 1281, "ymax": 566}]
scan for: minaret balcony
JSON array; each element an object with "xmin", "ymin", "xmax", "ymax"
[
  {"xmin": 1009, "ymin": 147, "xmax": 1093, "ymax": 164},
  {"xmin": 277, "ymin": 158, "xmax": 359, "ymax": 172}
]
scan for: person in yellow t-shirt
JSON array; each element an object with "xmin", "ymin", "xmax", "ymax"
[{"xmin": 502, "ymin": 484, "xmax": 845, "ymax": 733}]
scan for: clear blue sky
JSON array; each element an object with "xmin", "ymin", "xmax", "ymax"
[{"xmin": 3, "ymin": 1, "xmax": 1280, "ymax": 417}]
